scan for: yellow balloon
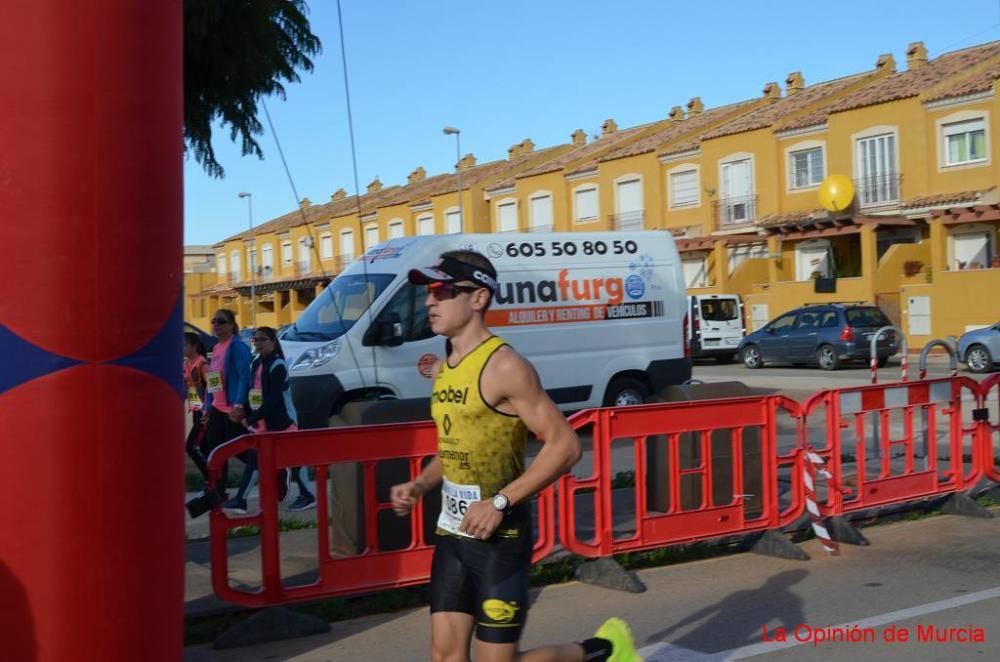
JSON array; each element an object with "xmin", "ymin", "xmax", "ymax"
[{"xmin": 818, "ymin": 174, "xmax": 855, "ymax": 212}]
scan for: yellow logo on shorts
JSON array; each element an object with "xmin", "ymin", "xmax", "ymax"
[{"xmin": 482, "ymin": 599, "xmax": 519, "ymax": 623}]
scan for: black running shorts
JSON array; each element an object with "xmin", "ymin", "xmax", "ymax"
[{"xmin": 429, "ymin": 531, "xmax": 533, "ymax": 644}]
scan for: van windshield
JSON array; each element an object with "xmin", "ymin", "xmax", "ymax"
[
  {"xmin": 283, "ymin": 274, "xmax": 395, "ymax": 342},
  {"xmin": 700, "ymin": 299, "xmax": 739, "ymax": 321}
]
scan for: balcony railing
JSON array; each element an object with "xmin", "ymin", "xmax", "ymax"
[
  {"xmin": 854, "ymin": 173, "xmax": 900, "ymax": 210},
  {"xmin": 610, "ymin": 210, "xmax": 645, "ymax": 231},
  {"xmin": 714, "ymin": 195, "xmax": 757, "ymax": 226},
  {"xmin": 296, "ymin": 261, "xmax": 312, "ymax": 276}
]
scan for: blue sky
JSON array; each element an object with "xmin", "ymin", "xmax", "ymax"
[{"xmin": 183, "ymin": 0, "xmax": 1000, "ymax": 246}]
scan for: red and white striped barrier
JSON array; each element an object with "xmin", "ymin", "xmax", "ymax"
[{"xmin": 803, "ymin": 450, "xmax": 839, "ymax": 555}]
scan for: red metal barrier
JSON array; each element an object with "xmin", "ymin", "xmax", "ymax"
[
  {"xmin": 207, "ymin": 421, "xmax": 555, "ymax": 607},
  {"xmin": 558, "ymin": 396, "xmax": 804, "ymax": 558},
  {"xmin": 801, "ymin": 376, "xmax": 983, "ymax": 516},
  {"xmin": 980, "ymin": 373, "xmax": 1000, "ymax": 483}
]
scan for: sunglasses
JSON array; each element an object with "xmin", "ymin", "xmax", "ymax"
[
  {"xmin": 428, "ymin": 283, "xmax": 482, "ymax": 301},
  {"xmin": 210, "ymin": 318, "xmax": 231, "ymax": 325}
]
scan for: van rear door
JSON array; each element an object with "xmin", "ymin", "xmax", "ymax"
[{"xmin": 696, "ymin": 295, "xmax": 743, "ymax": 353}]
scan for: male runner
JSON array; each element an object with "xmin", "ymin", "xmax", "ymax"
[{"xmin": 391, "ymin": 250, "xmax": 641, "ymax": 662}]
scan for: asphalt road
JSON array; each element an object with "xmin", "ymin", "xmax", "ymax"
[{"xmin": 185, "ymin": 509, "xmax": 1000, "ymax": 661}]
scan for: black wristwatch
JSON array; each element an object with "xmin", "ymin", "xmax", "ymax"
[{"xmin": 491, "ymin": 493, "xmax": 512, "ymax": 515}]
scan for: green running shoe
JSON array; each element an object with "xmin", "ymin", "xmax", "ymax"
[{"xmin": 593, "ymin": 617, "xmax": 643, "ymax": 661}]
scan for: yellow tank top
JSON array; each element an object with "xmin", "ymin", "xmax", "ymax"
[{"xmin": 432, "ymin": 335, "xmax": 528, "ymax": 516}]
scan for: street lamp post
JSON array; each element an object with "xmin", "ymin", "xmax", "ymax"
[
  {"xmin": 443, "ymin": 126, "xmax": 462, "ymax": 232},
  {"xmin": 238, "ymin": 192, "xmax": 256, "ymax": 330}
]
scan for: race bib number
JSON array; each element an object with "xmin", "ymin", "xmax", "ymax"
[
  {"xmin": 437, "ymin": 478, "xmax": 481, "ymax": 538},
  {"xmin": 248, "ymin": 388, "xmax": 263, "ymax": 411},
  {"xmin": 206, "ymin": 371, "xmax": 223, "ymax": 394},
  {"xmin": 186, "ymin": 387, "xmax": 202, "ymax": 411}
]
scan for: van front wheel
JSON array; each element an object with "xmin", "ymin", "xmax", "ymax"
[{"xmin": 604, "ymin": 377, "xmax": 650, "ymax": 407}]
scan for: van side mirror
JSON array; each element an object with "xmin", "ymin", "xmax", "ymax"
[{"xmin": 364, "ymin": 311, "xmax": 404, "ymax": 347}]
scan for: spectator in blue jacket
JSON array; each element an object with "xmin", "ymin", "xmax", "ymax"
[{"xmin": 225, "ymin": 326, "xmax": 303, "ymax": 512}]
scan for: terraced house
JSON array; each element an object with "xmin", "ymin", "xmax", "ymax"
[{"xmin": 186, "ymin": 39, "xmax": 1000, "ymax": 349}]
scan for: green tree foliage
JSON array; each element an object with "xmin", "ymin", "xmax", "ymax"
[{"xmin": 184, "ymin": 0, "xmax": 322, "ymax": 177}]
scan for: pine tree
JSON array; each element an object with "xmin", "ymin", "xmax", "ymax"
[{"xmin": 184, "ymin": 0, "xmax": 321, "ymax": 178}]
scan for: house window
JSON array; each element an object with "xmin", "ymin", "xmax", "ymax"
[
  {"xmin": 682, "ymin": 256, "xmax": 707, "ymax": 288},
  {"xmin": 944, "ymin": 118, "xmax": 986, "ymax": 166},
  {"xmin": 856, "ymin": 132, "xmax": 898, "ymax": 208},
  {"xmin": 951, "ymin": 227, "xmax": 993, "ymax": 270},
  {"xmin": 388, "ymin": 220, "xmax": 404, "ymax": 239},
  {"xmin": 281, "ymin": 241, "xmax": 293, "ymax": 264},
  {"xmin": 445, "ymin": 208, "xmax": 462, "ymax": 234},
  {"xmin": 669, "ymin": 169, "xmax": 699, "ymax": 208},
  {"xmin": 497, "ymin": 201, "xmax": 518, "ymax": 232},
  {"xmin": 719, "ymin": 157, "xmax": 754, "ymax": 224},
  {"xmin": 614, "ymin": 177, "xmax": 643, "ymax": 230},
  {"xmin": 340, "ymin": 230, "xmax": 355, "ymax": 262},
  {"xmin": 728, "ymin": 243, "xmax": 768, "ymax": 274},
  {"xmin": 217, "ymin": 254, "xmax": 226, "ymax": 276},
  {"xmin": 417, "ymin": 214, "xmax": 434, "ymax": 236},
  {"xmin": 230, "ymin": 250, "xmax": 241, "ymax": 281},
  {"xmin": 261, "ymin": 244, "xmax": 273, "ymax": 272},
  {"xmin": 320, "ymin": 233, "xmax": 333, "ymax": 259},
  {"xmin": 574, "ymin": 186, "xmax": 598, "ymax": 223},
  {"xmin": 298, "ymin": 237, "xmax": 311, "ymax": 273},
  {"xmin": 789, "ymin": 147, "xmax": 824, "ymax": 189},
  {"xmin": 365, "ymin": 225, "xmax": 379, "ymax": 250},
  {"xmin": 529, "ymin": 193, "xmax": 553, "ymax": 232},
  {"xmin": 246, "ymin": 247, "xmax": 257, "ymax": 275}
]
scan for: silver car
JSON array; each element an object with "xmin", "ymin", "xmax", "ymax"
[{"xmin": 958, "ymin": 321, "xmax": 1000, "ymax": 373}]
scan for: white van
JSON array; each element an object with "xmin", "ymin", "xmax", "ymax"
[
  {"xmin": 686, "ymin": 294, "xmax": 745, "ymax": 363},
  {"xmin": 281, "ymin": 232, "xmax": 691, "ymax": 428}
]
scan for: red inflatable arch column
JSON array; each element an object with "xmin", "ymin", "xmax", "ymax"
[{"xmin": 0, "ymin": 2, "xmax": 183, "ymax": 660}]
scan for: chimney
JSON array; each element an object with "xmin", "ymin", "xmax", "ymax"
[
  {"xmin": 407, "ymin": 166, "xmax": 426, "ymax": 184},
  {"xmin": 601, "ymin": 118, "xmax": 618, "ymax": 135},
  {"xmin": 686, "ymin": 97, "xmax": 704, "ymax": 115},
  {"xmin": 669, "ymin": 106, "xmax": 685, "ymax": 121},
  {"xmin": 299, "ymin": 197, "xmax": 311, "ymax": 209},
  {"xmin": 366, "ymin": 177, "xmax": 382, "ymax": 194},
  {"xmin": 330, "ymin": 188, "xmax": 347, "ymax": 202},
  {"xmin": 508, "ymin": 142, "xmax": 520, "ymax": 159},
  {"xmin": 906, "ymin": 41, "xmax": 927, "ymax": 69},
  {"xmin": 762, "ymin": 81, "xmax": 781, "ymax": 101},
  {"xmin": 459, "ymin": 153, "xmax": 477, "ymax": 169},
  {"xmin": 876, "ymin": 53, "xmax": 896, "ymax": 73},
  {"xmin": 519, "ymin": 138, "xmax": 535, "ymax": 154},
  {"xmin": 785, "ymin": 72, "xmax": 805, "ymax": 95},
  {"xmin": 571, "ymin": 129, "xmax": 587, "ymax": 146}
]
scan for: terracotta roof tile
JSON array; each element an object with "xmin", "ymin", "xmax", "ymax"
[
  {"xmin": 756, "ymin": 208, "xmax": 827, "ymax": 228},
  {"xmin": 656, "ymin": 99, "xmax": 761, "ymax": 156},
  {"xmin": 825, "ymin": 40, "xmax": 1000, "ymax": 114},
  {"xmin": 473, "ymin": 144, "xmax": 579, "ymax": 193},
  {"xmin": 600, "ymin": 100, "xmax": 759, "ymax": 162},
  {"xmin": 702, "ymin": 73, "xmax": 872, "ymax": 140},
  {"xmin": 520, "ymin": 122, "xmax": 662, "ymax": 178},
  {"xmin": 924, "ymin": 66, "xmax": 1000, "ymax": 102},
  {"xmin": 899, "ymin": 188, "xmax": 993, "ymax": 209}
]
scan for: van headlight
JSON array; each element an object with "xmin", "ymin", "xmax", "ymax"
[{"xmin": 291, "ymin": 338, "xmax": 342, "ymax": 371}]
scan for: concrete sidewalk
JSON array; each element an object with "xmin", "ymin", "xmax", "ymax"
[{"xmin": 185, "ymin": 510, "xmax": 1000, "ymax": 661}]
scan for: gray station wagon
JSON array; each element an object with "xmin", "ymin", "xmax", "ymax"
[{"xmin": 738, "ymin": 304, "xmax": 898, "ymax": 370}]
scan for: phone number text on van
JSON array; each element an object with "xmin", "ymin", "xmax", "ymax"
[{"xmin": 490, "ymin": 240, "xmax": 639, "ymax": 259}]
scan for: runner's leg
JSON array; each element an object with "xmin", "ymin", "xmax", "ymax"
[{"xmin": 431, "ymin": 612, "xmax": 475, "ymax": 662}]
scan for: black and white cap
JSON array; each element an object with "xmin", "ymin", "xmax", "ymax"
[{"xmin": 407, "ymin": 255, "xmax": 498, "ymax": 293}]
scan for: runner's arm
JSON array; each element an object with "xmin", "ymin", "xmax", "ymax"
[{"xmin": 491, "ymin": 350, "xmax": 581, "ymax": 507}]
